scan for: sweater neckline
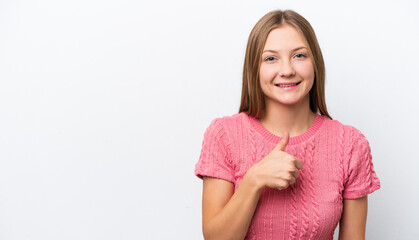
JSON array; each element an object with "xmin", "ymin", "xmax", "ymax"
[{"xmin": 247, "ymin": 113, "xmax": 325, "ymax": 145}]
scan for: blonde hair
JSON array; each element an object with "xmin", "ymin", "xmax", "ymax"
[{"xmin": 239, "ymin": 10, "xmax": 331, "ymax": 119}]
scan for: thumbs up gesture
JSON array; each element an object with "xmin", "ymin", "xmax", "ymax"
[
  {"xmin": 246, "ymin": 132, "xmax": 304, "ymax": 191},
  {"xmin": 276, "ymin": 131, "xmax": 291, "ymax": 151}
]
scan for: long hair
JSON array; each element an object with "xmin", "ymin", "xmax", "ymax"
[{"xmin": 239, "ymin": 10, "xmax": 331, "ymax": 119}]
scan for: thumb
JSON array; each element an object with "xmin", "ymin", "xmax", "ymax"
[{"xmin": 276, "ymin": 132, "xmax": 289, "ymax": 151}]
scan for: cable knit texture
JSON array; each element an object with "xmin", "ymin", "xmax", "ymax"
[{"xmin": 195, "ymin": 112, "xmax": 381, "ymax": 239}]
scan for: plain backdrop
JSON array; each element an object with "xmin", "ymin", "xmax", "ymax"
[{"xmin": 1, "ymin": 0, "xmax": 418, "ymax": 239}]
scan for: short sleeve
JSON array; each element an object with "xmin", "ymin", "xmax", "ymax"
[
  {"xmin": 194, "ymin": 118, "xmax": 235, "ymax": 183},
  {"xmin": 343, "ymin": 129, "xmax": 381, "ymax": 199}
]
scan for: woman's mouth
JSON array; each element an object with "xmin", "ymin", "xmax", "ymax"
[{"xmin": 274, "ymin": 81, "xmax": 302, "ymax": 88}]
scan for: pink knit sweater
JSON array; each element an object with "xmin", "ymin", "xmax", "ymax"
[{"xmin": 195, "ymin": 112, "xmax": 380, "ymax": 239}]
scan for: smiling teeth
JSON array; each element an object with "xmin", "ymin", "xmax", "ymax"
[{"xmin": 277, "ymin": 83, "xmax": 298, "ymax": 87}]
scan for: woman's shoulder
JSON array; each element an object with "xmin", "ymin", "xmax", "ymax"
[
  {"xmin": 204, "ymin": 112, "xmax": 253, "ymax": 142},
  {"xmin": 320, "ymin": 116, "xmax": 367, "ymax": 143},
  {"xmin": 207, "ymin": 112, "xmax": 251, "ymax": 129}
]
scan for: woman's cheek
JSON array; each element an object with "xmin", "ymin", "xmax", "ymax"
[
  {"xmin": 295, "ymin": 62, "xmax": 314, "ymax": 79},
  {"xmin": 260, "ymin": 65, "xmax": 277, "ymax": 80}
]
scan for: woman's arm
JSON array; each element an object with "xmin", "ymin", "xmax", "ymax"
[
  {"xmin": 202, "ymin": 174, "xmax": 262, "ymax": 240},
  {"xmin": 201, "ymin": 133, "xmax": 302, "ymax": 240},
  {"xmin": 338, "ymin": 196, "xmax": 368, "ymax": 240}
]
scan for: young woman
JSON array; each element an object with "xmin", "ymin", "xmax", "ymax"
[{"xmin": 195, "ymin": 10, "xmax": 380, "ymax": 240}]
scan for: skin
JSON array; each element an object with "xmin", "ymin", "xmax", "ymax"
[
  {"xmin": 259, "ymin": 25, "xmax": 316, "ymax": 136},
  {"xmin": 202, "ymin": 23, "xmax": 368, "ymax": 239},
  {"xmin": 339, "ymin": 196, "xmax": 368, "ymax": 239}
]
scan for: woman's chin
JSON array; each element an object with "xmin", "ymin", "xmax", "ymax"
[{"xmin": 268, "ymin": 97, "xmax": 307, "ymax": 107}]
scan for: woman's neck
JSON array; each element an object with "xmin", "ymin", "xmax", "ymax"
[{"xmin": 259, "ymin": 99, "xmax": 316, "ymax": 138}]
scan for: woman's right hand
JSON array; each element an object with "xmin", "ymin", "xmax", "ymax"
[
  {"xmin": 201, "ymin": 132, "xmax": 302, "ymax": 240},
  {"xmin": 246, "ymin": 132, "xmax": 303, "ymax": 191}
]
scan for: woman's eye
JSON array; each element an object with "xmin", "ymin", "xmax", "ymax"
[
  {"xmin": 265, "ymin": 56, "xmax": 276, "ymax": 62},
  {"xmin": 295, "ymin": 53, "xmax": 307, "ymax": 58}
]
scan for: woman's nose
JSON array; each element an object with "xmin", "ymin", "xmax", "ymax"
[{"xmin": 278, "ymin": 61, "xmax": 296, "ymax": 78}]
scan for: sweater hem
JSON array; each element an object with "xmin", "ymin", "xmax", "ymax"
[
  {"xmin": 195, "ymin": 169, "xmax": 235, "ymax": 184},
  {"xmin": 342, "ymin": 183, "xmax": 381, "ymax": 199}
]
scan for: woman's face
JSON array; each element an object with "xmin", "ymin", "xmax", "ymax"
[{"xmin": 259, "ymin": 24, "xmax": 315, "ymax": 108}]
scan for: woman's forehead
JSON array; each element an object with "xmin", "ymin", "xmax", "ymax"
[{"xmin": 263, "ymin": 25, "xmax": 308, "ymax": 51}]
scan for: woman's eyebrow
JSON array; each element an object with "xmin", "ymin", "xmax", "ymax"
[{"xmin": 262, "ymin": 46, "xmax": 307, "ymax": 53}]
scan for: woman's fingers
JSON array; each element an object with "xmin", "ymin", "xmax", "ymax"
[
  {"xmin": 295, "ymin": 158, "xmax": 303, "ymax": 170},
  {"xmin": 278, "ymin": 158, "xmax": 302, "ymax": 189},
  {"xmin": 288, "ymin": 177, "xmax": 296, "ymax": 185},
  {"xmin": 291, "ymin": 168, "xmax": 300, "ymax": 179},
  {"xmin": 275, "ymin": 132, "xmax": 289, "ymax": 151},
  {"xmin": 258, "ymin": 134, "xmax": 304, "ymax": 190},
  {"xmin": 276, "ymin": 176, "xmax": 296, "ymax": 190},
  {"xmin": 276, "ymin": 179, "xmax": 290, "ymax": 190}
]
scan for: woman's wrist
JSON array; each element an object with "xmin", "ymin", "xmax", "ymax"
[{"xmin": 243, "ymin": 165, "xmax": 264, "ymax": 193}]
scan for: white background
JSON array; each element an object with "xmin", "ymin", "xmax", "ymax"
[{"xmin": 0, "ymin": 0, "xmax": 418, "ymax": 239}]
